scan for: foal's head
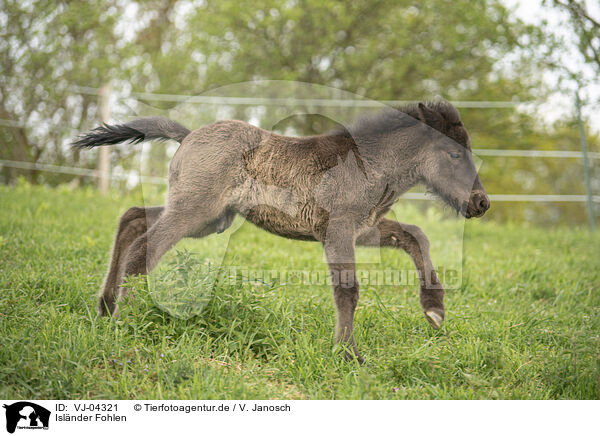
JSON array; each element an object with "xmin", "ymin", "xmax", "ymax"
[{"xmin": 408, "ymin": 100, "xmax": 490, "ymax": 218}]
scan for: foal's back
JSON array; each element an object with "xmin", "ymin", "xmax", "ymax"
[{"xmin": 241, "ymin": 126, "xmax": 363, "ymax": 190}]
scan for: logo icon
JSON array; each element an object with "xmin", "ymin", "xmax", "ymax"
[{"xmin": 3, "ymin": 402, "xmax": 50, "ymax": 433}]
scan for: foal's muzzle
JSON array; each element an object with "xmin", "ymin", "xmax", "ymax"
[{"xmin": 465, "ymin": 190, "xmax": 490, "ymax": 218}]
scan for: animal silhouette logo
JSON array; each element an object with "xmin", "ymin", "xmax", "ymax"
[{"xmin": 3, "ymin": 402, "xmax": 50, "ymax": 433}]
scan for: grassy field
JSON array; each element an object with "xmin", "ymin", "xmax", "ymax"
[{"xmin": 1, "ymin": 183, "xmax": 599, "ymax": 399}]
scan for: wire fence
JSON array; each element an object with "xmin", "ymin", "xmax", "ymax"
[{"xmin": 472, "ymin": 149, "xmax": 600, "ymax": 159}]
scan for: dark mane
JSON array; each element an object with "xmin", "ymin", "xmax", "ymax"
[{"xmin": 329, "ymin": 100, "xmax": 463, "ymax": 140}]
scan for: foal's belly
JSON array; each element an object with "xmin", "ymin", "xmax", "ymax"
[{"xmin": 243, "ymin": 205, "xmax": 318, "ymax": 241}]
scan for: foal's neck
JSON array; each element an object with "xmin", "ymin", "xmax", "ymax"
[{"xmin": 323, "ymin": 129, "xmax": 423, "ymax": 197}]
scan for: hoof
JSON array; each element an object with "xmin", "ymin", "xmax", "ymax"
[
  {"xmin": 424, "ymin": 310, "xmax": 443, "ymax": 329},
  {"xmin": 97, "ymin": 296, "xmax": 118, "ymax": 317},
  {"xmin": 337, "ymin": 344, "xmax": 365, "ymax": 365},
  {"xmin": 343, "ymin": 351, "xmax": 365, "ymax": 365},
  {"xmin": 97, "ymin": 298, "xmax": 110, "ymax": 316}
]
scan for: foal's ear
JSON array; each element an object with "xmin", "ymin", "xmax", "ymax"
[{"xmin": 417, "ymin": 102, "xmax": 443, "ymax": 130}]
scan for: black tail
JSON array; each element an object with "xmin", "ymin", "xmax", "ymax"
[{"xmin": 72, "ymin": 116, "xmax": 191, "ymax": 148}]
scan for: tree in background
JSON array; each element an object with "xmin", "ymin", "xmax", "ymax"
[
  {"xmin": 537, "ymin": 0, "xmax": 600, "ymax": 224},
  {"xmin": 0, "ymin": 1, "xmax": 134, "ymax": 183},
  {"xmin": 550, "ymin": 0, "xmax": 599, "ymax": 73}
]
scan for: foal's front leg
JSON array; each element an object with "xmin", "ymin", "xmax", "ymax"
[
  {"xmin": 356, "ymin": 218, "xmax": 445, "ymax": 328},
  {"xmin": 321, "ymin": 220, "xmax": 363, "ymax": 363}
]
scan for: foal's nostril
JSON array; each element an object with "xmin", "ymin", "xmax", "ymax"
[
  {"xmin": 470, "ymin": 191, "xmax": 490, "ymax": 215},
  {"xmin": 477, "ymin": 194, "xmax": 490, "ymax": 212}
]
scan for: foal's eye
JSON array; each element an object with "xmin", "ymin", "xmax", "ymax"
[{"xmin": 450, "ymin": 152, "xmax": 461, "ymax": 159}]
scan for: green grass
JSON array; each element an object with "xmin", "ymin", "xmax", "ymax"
[{"xmin": 1, "ymin": 183, "xmax": 599, "ymax": 399}]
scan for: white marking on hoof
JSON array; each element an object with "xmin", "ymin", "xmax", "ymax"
[{"xmin": 425, "ymin": 310, "xmax": 443, "ymax": 329}]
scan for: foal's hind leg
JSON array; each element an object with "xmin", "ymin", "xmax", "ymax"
[
  {"xmin": 113, "ymin": 207, "xmax": 221, "ymax": 315},
  {"xmin": 99, "ymin": 206, "xmax": 164, "ymax": 315},
  {"xmin": 357, "ymin": 218, "xmax": 445, "ymax": 328}
]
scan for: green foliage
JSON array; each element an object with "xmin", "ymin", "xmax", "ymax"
[
  {"xmin": 548, "ymin": 0, "xmax": 600, "ymax": 74},
  {"xmin": 1, "ymin": 185, "xmax": 598, "ymax": 399},
  {"xmin": 0, "ymin": 1, "xmax": 130, "ymax": 178}
]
